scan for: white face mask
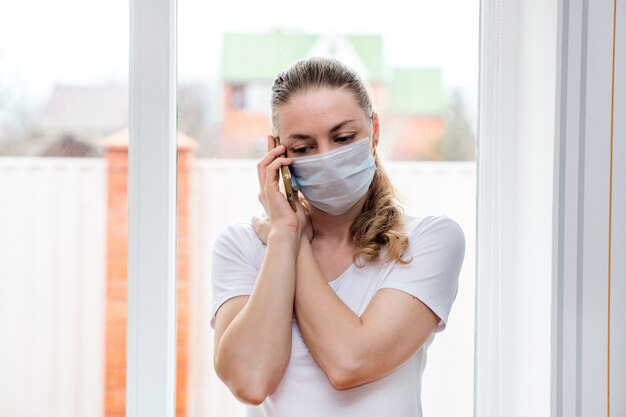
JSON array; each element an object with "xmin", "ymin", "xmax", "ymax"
[{"xmin": 289, "ymin": 137, "xmax": 377, "ymax": 216}]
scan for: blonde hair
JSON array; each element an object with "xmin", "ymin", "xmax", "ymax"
[{"xmin": 271, "ymin": 56, "xmax": 410, "ymax": 265}]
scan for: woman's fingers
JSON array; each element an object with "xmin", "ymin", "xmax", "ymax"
[
  {"xmin": 264, "ymin": 156, "xmax": 293, "ymax": 193},
  {"xmin": 256, "ymin": 154, "xmax": 293, "ymax": 216},
  {"xmin": 257, "ymin": 145, "xmax": 284, "ymax": 180},
  {"xmin": 255, "ymin": 135, "xmax": 299, "ymax": 227},
  {"xmin": 266, "ymin": 135, "xmax": 274, "ymax": 153},
  {"xmin": 251, "ymin": 215, "xmax": 271, "ymax": 245},
  {"xmin": 256, "ymin": 140, "xmax": 286, "ymax": 189}
]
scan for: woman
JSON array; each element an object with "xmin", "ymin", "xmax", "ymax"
[{"xmin": 210, "ymin": 56, "xmax": 465, "ymax": 416}]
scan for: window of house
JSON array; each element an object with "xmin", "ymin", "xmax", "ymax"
[
  {"xmin": 178, "ymin": 1, "xmax": 479, "ymax": 416},
  {"xmin": 0, "ymin": 0, "xmax": 480, "ymax": 416},
  {"xmin": 230, "ymin": 84, "xmax": 246, "ymax": 111},
  {"xmin": 0, "ymin": 0, "xmax": 129, "ymax": 416},
  {"xmin": 6, "ymin": 1, "xmax": 617, "ymax": 415}
]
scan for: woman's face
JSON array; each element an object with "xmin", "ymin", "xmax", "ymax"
[{"xmin": 275, "ymin": 87, "xmax": 379, "ymax": 158}]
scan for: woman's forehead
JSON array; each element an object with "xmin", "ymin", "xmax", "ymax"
[{"xmin": 276, "ymin": 87, "xmax": 367, "ymax": 133}]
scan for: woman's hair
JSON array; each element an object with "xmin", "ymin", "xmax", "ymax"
[
  {"xmin": 270, "ymin": 57, "xmax": 373, "ymax": 133},
  {"xmin": 270, "ymin": 56, "xmax": 410, "ymax": 265}
]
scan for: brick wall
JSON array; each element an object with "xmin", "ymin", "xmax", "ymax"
[
  {"xmin": 102, "ymin": 129, "xmax": 195, "ymax": 417},
  {"xmin": 220, "ymin": 84, "xmax": 272, "ymax": 158}
]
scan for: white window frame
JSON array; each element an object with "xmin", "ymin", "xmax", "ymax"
[
  {"xmin": 125, "ymin": 0, "xmax": 624, "ymax": 415},
  {"xmin": 127, "ymin": 0, "xmax": 178, "ymax": 416},
  {"xmin": 476, "ymin": 0, "xmax": 624, "ymax": 416},
  {"xmin": 552, "ymin": 0, "xmax": 624, "ymax": 415},
  {"xmin": 475, "ymin": 0, "xmax": 556, "ymax": 415}
]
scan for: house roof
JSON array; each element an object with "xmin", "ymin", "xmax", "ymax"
[
  {"xmin": 389, "ymin": 68, "xmax": 446, "ymax": 115},
  {"xmin": 221, "ymin": 32, "xmax": 445, "ymax": 116},
  {"xmin": 221, "ymin": 31, "xmax": 384, "ymax": 82},
  {"xmin": 42, "ymin": 135, "xmax": 101, "ymax": 157},
  {"xmin": 41, "ymin": 84, "xmax": 128, "ymax": 133}
]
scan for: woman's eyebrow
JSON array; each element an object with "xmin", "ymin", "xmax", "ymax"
[
  {"xmin": 329, "ymin": 119, "xmax": 355, "ymax": 133},
  {"xmin": 283, "ymin": 133, "xmax": 313, "ymax": 141},
  {"xmin": 284, "ymin": 119, "xmax": 356, "ymax": 141}
]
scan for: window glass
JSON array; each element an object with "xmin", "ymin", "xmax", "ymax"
[
  {"xmin": 178, "ymin": 1, "xmax": 478, "ymax": 416},
  {"xmin": 0, "ymin": 1, "xmax": 129, "ymax": 416}
]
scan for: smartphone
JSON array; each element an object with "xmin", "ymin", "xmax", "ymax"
[{"xmin": 274, "ymin": 137, "xmax": 297, "ymax": 212}]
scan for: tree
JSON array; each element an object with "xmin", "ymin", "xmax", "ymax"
[{"xmin": 438, "ymin": 89, "xmax": 476, "ymax": 161}]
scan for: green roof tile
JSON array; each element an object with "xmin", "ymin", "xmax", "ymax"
[
  {"xmin": 222, "ymin": 32, "xmax": 317, "ymax": 82},
  {"xmin": 221, "ymin": 32, "xmax": 384, "ymax": 82},
  {"xmin": 347, "ymin": 35, "xmax": 384, "ymax": 80},
  {"xmin": 390, "ymin": 68, "xmax": 445, "ymax": 115}
]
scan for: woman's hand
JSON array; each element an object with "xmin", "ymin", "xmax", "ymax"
[
  {"xmin": 256, "ymin": 135, "xmax": 299, "ymax": 234},
  {"xmin": 253, "ymin": 191, "xmax": 314, "ymax": 245},
  {"xmin": 294, "ymin": 190, "xmax": 314, "ymax": 242},
  {"xmin": 251, "ymin": 215, "xmax": 272, "ymax": 245}
]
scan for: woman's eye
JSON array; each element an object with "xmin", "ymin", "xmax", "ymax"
[
  {"xmin": 291, "ymin": 146, "xmax": 310, "ymax": 154},
  {"xmin": 336, "ymin": 135, "xmax": 355, "ymax": 143}
]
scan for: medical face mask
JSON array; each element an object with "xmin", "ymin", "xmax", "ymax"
[{"xmin": 289, "ymin": 137, "xmax": 377, "ymax": 216}]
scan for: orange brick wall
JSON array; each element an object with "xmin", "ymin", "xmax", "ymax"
[
  {"xmin": 385, "ymin": 115, "xmax": 445, "ymax": 160},
  {"xmin": 102, "ymin": 129, "xmax": 195, "ymax": 417},
  {"xmin": 220, "ymin": 81, "xmax": 427, "ymax": 160},
  {"xmin": 220, "ymin": 84, "xmax": 272, "ymax": 158}
]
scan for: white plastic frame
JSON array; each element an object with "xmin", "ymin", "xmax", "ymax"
[{"xmin": 127, "ymin": 0, "xmax": 178, "ymax": 415}]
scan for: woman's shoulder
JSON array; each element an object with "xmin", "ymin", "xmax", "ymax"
[
  {"xmin": 402, "ymin": 215, "xmax": 465, "ymax": 244},
  {"xmin": 215, "ymin": 221, "xmax": 257, "ymax": 240},
  {"xmin": 213, "ymin": 221, "xmax": 264, "ymax": 254}
]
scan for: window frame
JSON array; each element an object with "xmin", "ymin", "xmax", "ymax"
[
  {"xmin": 126, "ymin": 0, "xmax": 178, "ymax": 415},
  {"xmin": 124, "ymin": 0, "xmax": 624, "ymax": 414},
  {"xmin": 475, "ymin": 0, "xmax": 556, "ymax": 415}
]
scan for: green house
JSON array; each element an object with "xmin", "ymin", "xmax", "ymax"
[
  {"xmin": 389, "ymin": 68, "xmax": 446, "ymax": 115},
  {"xmin": 221, "ymin": 31, "xmax": 444, "ymax": 116},
  {"xmin": 221, "ymin": 31, "xmax": 385, "ymax": 83}
]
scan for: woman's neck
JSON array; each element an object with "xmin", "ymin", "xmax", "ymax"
[{"xmin": 308, "ymin": 192, "xmax": 368, "ymax": 243}]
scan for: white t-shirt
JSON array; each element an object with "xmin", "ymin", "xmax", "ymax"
[{"xmin": 210, "ymin": 215, "xmax": 465, "ymax": 417}]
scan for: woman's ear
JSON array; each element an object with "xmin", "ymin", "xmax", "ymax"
[{"xmin": 371, "ymin": 112, "xmax": 380, "ymax": 148}]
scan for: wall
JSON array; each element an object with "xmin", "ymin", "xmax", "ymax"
[
  {"xmin": 0, "ymin": 157, "xmax": 476, "ymax": 417},
  {"xmin": 0, "ymin": 157, "xmax": 107, "ymax": 417}
]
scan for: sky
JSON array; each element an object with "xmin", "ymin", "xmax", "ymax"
[{"xmin": 0, "ymin": 0, "xmax": 479, "ymax": 128}]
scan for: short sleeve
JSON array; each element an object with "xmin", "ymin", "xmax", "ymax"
[
  {"xmin": 378, "ymin": 216, "xmax": 465, "ymax": 332},
  {"xmin": 209, "ymin": 223, "xmax": 262, "ymax": 329}
]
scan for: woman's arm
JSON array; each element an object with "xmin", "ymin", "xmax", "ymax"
[
  {"xmin": 293, "ymin": 236, "xmax": 440, "ymax": 389},
  {"xmin": 213, "ymin": 137, "xmax": 305, "ymax": 404},
  {"xmin": 213, "ymin": 229, "xmax": 299, "ymax": 405}
]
